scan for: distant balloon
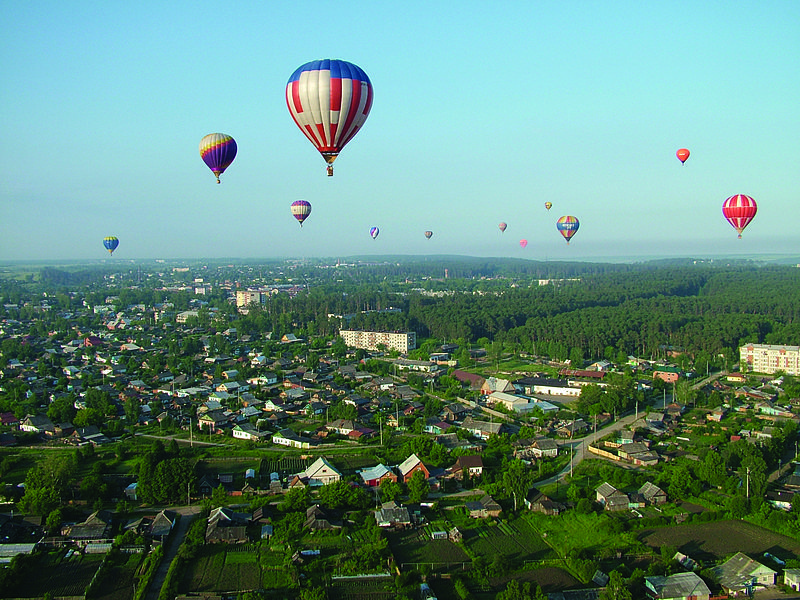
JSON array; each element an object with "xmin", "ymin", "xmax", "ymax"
[
  {"xmin": 556, "ymin": 216, "xmax": 580, "ymax": 244},
  {"xmin": 369, "ymin": 227, "xmax": 379, "ymax": 240},
  {"xmin": 498, "ymin": 222, "xmax": 507, "ymax": 233},
  {"xmin": 676, "ymin": 148, "xmax": 690, "ymax": 164},
  {"xmin": 544, "ymin": 202, "xmax": 552, "ymax": 211},
  {"xmin": 103, "ymin": 236, "xmax": 119, "ymax": 255},
  {"xmin": 722, "ymin": 194, "xmax": 757, "ymax": 238},
  {"xmin": 290, "ymin": 200, "xmax": 312, "ymax": 227},
  {"xmin": 519, "ymin": 239, "xmax": 528, "ymax": 249},
  {"xmin": 286, "ymin": 59, "xmax": 374, "ymax": 176},
  {"xmin": 424, "ymin": 231, "xmax": 433, "ymax": 239},
  {"xmin": 199, "ymin": 133, "xmax": 237, "ymax": 183}
]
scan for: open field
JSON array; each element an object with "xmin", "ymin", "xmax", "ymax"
[{"xmin": 639, "ymin": 520, "xmax": 800, "ymax": 564}]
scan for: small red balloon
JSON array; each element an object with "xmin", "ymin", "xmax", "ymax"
[{"xmin": 676, "ymin": 148, "xmax": 690, "ymax": 164}]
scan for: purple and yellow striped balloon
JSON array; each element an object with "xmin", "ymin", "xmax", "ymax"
[{"xmin": 200, "ymin": 133, "xmax": 237, "ymax": 183}]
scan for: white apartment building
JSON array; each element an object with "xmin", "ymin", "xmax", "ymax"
[
  {"xmin": 339, "ymin": 330, "xmax": 416, "ymax": 353},
  {"xmin": 740, "ymin": 343, "xmax": 800, "ymax": 375},
  {"xmin": 235, "ymin": 290, "xmax": 264, "ymax": 308}
]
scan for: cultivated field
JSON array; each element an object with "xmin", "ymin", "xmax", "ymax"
[
  {"xmin": 180, "ymin": 543, "xmax": 295, "ymax": 595},
  {"xmin": 465, "ymin": 519, "xmax": 557, "ymax": 563},
  {"xmin": 3, "ymin": 550, "xmax": 103, "ymax": 599},
  {"xmin": 639, "ymin": 520, "xmax": 800, "ymax": 564}
]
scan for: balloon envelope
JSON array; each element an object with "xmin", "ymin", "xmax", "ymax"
[
  {"xmin": 544, "ymin": 202, "xmax": 552, "ymax": 211},
  {"xmin": 369, "ymin": 227, "xmax": 379, "ymax": 239},
  {"xmin": 286, "ymin": 59, "xmax": 373, "ymax": 175},
  {"xmin": 556, "ymin": 215, "xmax": 580, "ymax": 244},
  {"xmin": 676, "ymin": 148, "xmax": 690, "ymax": 164},
  {"xmin": 103, "ymin": 236, "xmax": 119, "ymax": 255},
  {"xmin": 290, "ymin": 200, "xmax": 312, "ymax": 227},
  {"xmin": 424, "ymin": 231, "xmax": 433, "ymax": 239},
  {"xmin": 519, "ymin": 239, "xmax": 528, "ymax": 248},
  {"xmin": 200, "ymin": 133, "xmax": 237, "ymax": 183},
  {"xmin": 498, "ymin": 222, "xmax": 507, "ymax": 233},
  {"xmin": 722, "ymin": 194, "xmax": 757, "ymax": 238}
]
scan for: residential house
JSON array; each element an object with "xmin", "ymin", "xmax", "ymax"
[
  {"xmin": 298, "ymin": 457, "xmax": 341, "ymax": 487},
  {"xmin": 784, "ymin": 568, "xmax": 800, "ymax": 592},
  {"xmin": 20, "ymin": 414, "xmax": 55, "ymax": 436},
  {"xmin": 374, "ymin": 501, "xmax": 412, "ymax": 528},
  {"xmin": 448, "ymin": 455, "xmax": 484, "ymax": 479},
  {"xmin": 531, "ymin": 438, "xmax": 559, "ymax": 458},
  {"xmin": 451, "ymin": 370, "xmax": 485, "ymax": 391},
  {"xmin": 398, "ymin": 454, "xmax": 430, "ymax": 484},
  {"xmin": 644, "ymin": 572, "xmax": 710, "ymax": 600},
  {"xmin": 461, "ymin": 416, "xmax": 503, "ymax": 440},
  {"xmin": 481, "ymin": 377, "xmax": 514, "ymax": 395},
  {"xmin": 232, "ymin": 423, "xmax": 268, "ymax": 441},
  {"xmin": 205, "ymin": 507, "xmax": 248, "ymax": 543},
  {"xmin": 524, "ymin": 487, "xmax": 565, "ymax": 516},
  {"xmin": 595, "ymin": 482, "xmax": 629, "ymax": 512},
  {"xmin": 272, "ymin": 428, "xmax": 314, "ymax": 450},
  {"xmin": 713, "ymin": 552, "xmax": 776, "ymax": 596},
  {"xmin": 442, "ymin": 403, "xmax": 470, "ymax": 422},
  {"xmin": 304, "ymin": 505, "xmax": 341, "ymax": 530},
  {"xmin": 638, "ymin": 482, "xmax": 667, "ymax": 505},
  {"xmin": 465, "ymin": 494, "xmax": 502, "ymax": 518},
  {"xmin": 359, "ymin": 464, "xmax": 398, "ymax": 487},
  {"xmin": 198, "ymin": 409, "xmax": 229, "ymax": 433},
  {"xmin": 63, "ymin": 510, "xmax": 113, "ymax": 545}
]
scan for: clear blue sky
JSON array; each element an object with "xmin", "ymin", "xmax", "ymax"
[{"xmin": 2, "ymin": 1, "xmax": 799, "ymax": 261}]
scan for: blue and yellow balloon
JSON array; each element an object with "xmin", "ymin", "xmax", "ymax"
[{"xmin": 103, "ymin": 236, "xmax": 119, "ymax": 255}]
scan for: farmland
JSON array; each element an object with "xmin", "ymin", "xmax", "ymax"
[
  {"xmin": 639, "ymin": 520, "xmax": 800, "ymax": 564},
  {"xmin": 180, "ymin": 543, "xmax": 294, "ymax": 595},
  {"xmin": 2, "ymin": 550, "xmax": 104, "ymax": 599}
]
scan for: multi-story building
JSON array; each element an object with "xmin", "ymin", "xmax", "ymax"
[
  {"xmin": 235, "ymin": 290, "xmax": 263, "ymax": 308},
  {"xmin": 339, "ymin": 329, "xmax": 416, "ymax": 353},
  {"xmin": 740, "ymin": 343, "xmax": 800, "ymax": 375}
]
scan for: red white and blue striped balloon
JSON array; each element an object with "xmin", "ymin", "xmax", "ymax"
[
  {"xmin": 369, "ymin": 227, "xmax": 379, "ymax": 240},
  {"xmin": 286, "ymin": 59, "xmax": 373, "ymax": 175},
  {"xmin": 199, "ymin": 133, "xmax": 237, "ymax": 183}
]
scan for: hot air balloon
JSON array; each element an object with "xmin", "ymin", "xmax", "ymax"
[
  {"xmin": 290, "ymin": 200, "xmax": 312, "ymax": 227},
  {"xmin": 286, "ymin": 59, "xmax": 374, "ymax": 176},
  {"xmin": 498, "ymin": 222, "xmax": 507, "ymax": 233},
  {"xmin": 722, "ymin": 194, "xmax": 757, "ymax": 238},
  {"xmin": 544, "ymin": 202, "xmax": 552, "ymax": 211},
  {"xmin": 519, "ymin": 239, "xmax": 528, "ymax": 249},
  {"xmin": 676, "ymin": 148, "xmax": 690, "ymax": 164},
  {"xmin": 424, "ymin": 231, "xmax": 433, "ymax": 239},
  {"xmin": 103, "ymin": 236, "xmax": 119, "ymax": 255},
  {"xmin": 199, "ymin": 133, "xmax": 237, "ymax": 183},
  {"xmin": 369, "ymin": 227, "xmax": 379, "ymax": 240},
  {"xmin": 556, "ymin": 216, "xmax": 580, "ymax": 244}
]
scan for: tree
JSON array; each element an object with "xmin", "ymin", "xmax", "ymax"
[
  {"xmin": 211, "ymin": 484, "xmax": 228, "ymax": 507},
  {"xmin": 407, "ymin": 470, "xmax": 429, "ymax": 503},
  {"xmin": 600, "ymin": 571, "xmax": 632, "ymax": 600},
  {"xmin": 502, "ymin": 459, "xmax": 531, "ymax": 511},
  {"xmin": 380, "ymin": 478, "xmax": 403, "ymax": 503}
]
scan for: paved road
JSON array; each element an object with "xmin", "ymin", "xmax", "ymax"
[
  {"xmin": 537, "ymin": 407, "xmax": 658, "ymax": 486},
  {"xmin": 143, "ymin": 504, "xmax": 201, "ymax": 600}
]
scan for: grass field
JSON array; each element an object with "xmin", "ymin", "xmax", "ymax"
[{"xmin": 528, "ymin": 511, "xmax": 646, "ymax": 559}]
